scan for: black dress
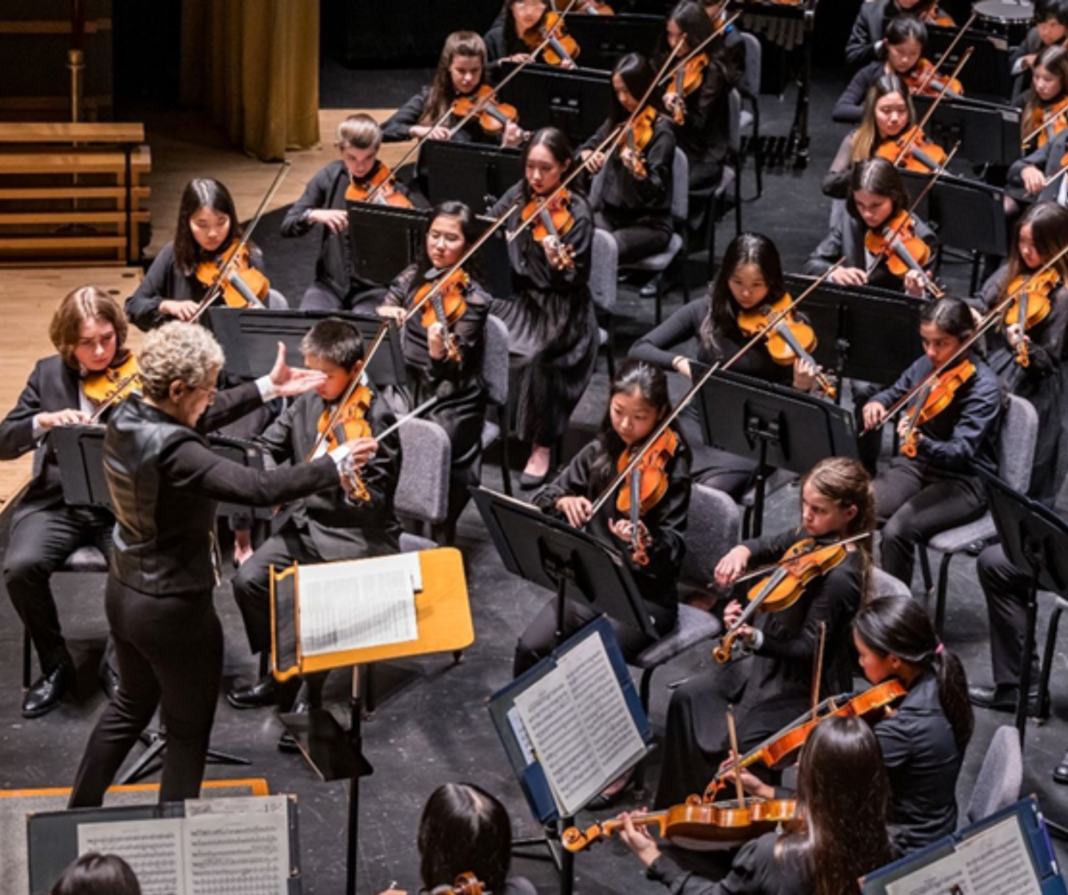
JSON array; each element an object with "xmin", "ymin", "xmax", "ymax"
[
  {"xmin": 380, "ymin": 264, "xmax": 490, "ymax": 528},
  {"xmin": 662, "ymin": 53, "xmax": 734, "ymax": 197},
  {"xmin": 655, "ymin": 529, "xmax": 865, "ymax": 808},
  {"xmin": 646, "ymin": 833, "xmax": 811, "ymax": 895},
  {"xmin": 488, "ymin": 182, "xmax": 598, "ymax": 446}
]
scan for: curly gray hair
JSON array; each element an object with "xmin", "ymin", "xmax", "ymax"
[{"xmin": 138, "ymin": 321, "xmax": 225, "ymax": 401}]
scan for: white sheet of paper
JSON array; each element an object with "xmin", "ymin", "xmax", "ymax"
[
  {"xmin": 886, "ymin": 853, "xmax": 973, "ymax": 895},
  {"xmin": 508, "ymin": 705, "xmax": 537, "ymax": 765},
  {"xmin": 77, "ymin": 819, "xmax": 184, "ymax": 895},
  {"xmin": 182, "ymin": 811, "xmax": 290, "ymax": 895},
  {"xmin": 298, "ymin": 562, "xmax": 418, "ymax": 656},
  {"xmin": 184, "ymin": 795, "xmax": 288, "ymax": 817},
  {"xmin": 955, "ymin": 814, "xmax": 1042, "ymax": 895}
]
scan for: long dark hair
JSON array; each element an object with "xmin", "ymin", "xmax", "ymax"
[
  {"xmin": 521, "ymin": 127, "xmax": 576, "ymax": 198},
  {"xmin": 608, "ymin": 53, "xmax": 657, "ymax": 124},
  {"xmin": 415, "ymin": 200, "xmax": 478, "ymax": 281},
  {"xmin": 417, "ymin": 783, "xmax": 513, "ymax": 894},
  {"xmin": 920, "ymin": 295, "xmax": 975, "ymax": 341},
  {"xmin": 1023, "ymin": 44, "xmax": 1068, "ymax": 141},
  {"xmin": 846, "ymin": 158, "xmax": 910, "ymax": 226},
  {"xmin": 777, "ymin": 716, "xmax": 895, "ymax": 895},
  {"xmin": 51, "ymin": 853, "xmax": 142, "ymax": 895},
  {"xmin": 1004, "ymin": 201, "xmax": 1068, "ymax": 286},
  {"xmin": 702, "ymin": 232, "xmax": 787, "ymax": 350},
  {"xmin": 853, "ymin": 73, "xmax": 916, "ymax": 161},
  {"xmin": 173, "ymin": 178, "xmax": 244, "ymax": 277},
  {"xmin": 422, "ymin": 31, "xmax": 487, "ymax": 124},
  {"xmin": 502, "ymin": 0, "xmax": 550, "ymax": 47},
  {"xmin": 853, "ymin": 596, "xmax": 974, "ymax": 752},
  {"xmin": 669, "ymin": 0, "xmax": 715, "ymax": 50},
  {"xmin": 588, "ymin": 359, "xmax": 675, "ymax": 492},
  {"xmin": 881, "ymin": 14, "xmax": 927, "ymax": 66}
]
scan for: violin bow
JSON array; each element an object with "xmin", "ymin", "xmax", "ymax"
[
  {"xmin": 722, "ymin": 532, "xmax": 872, "ymax": 588},
  {"xmin": 88, "ymin": 372, "xmax": 141, "ymax": 424},
  {"xmin": 725, "ymin": 707, "xmax": 746, "ymax": 808},
  {"xmin": 587, "ymin": 262, "xmax": 846, "ymax": 518},
  {"xmin": 915, "ymin": 12, "xmax": 976, "ymax": 95},
  {"xmin": 656, "ymin": 11, "xmax": 742, "ymax": 89},
  {"xmin": 1022, "ymin": 98, "xmax": 1068, "ymax": 148},
  {"xmin": 893, "ymin": 49, "xmax": 970, "ymax": 168},
  {"xmin": 811, "ymin": 621, "xmax": 826, "ymax": 719},
  {"xmin": 190, "ymin": 159, "xmax": 292, "ymax": 322},
  {"xmin": 374, "ymin": 395, "xmax": 440, "ymax": 441}
]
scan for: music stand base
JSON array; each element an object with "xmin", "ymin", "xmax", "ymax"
[
  {"xmin": 279, "ymin": 708, "xmax": 373, "ymax": 782},
  {"xmin": 117, "ymin": 727, "xmax": 251, "ymax": 786}
]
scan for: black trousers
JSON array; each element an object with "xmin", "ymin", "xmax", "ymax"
[
  {"xmin": 3, "ymin": 505, "xmax": 113, "ymax": 673},
  {"xmin": 593, "ymin": 210, "xmax": 672, "ymax": 266},
  {"xmin": 977, "ymin": 543, "xmax": 1039, "ymax": 689},
  {"xmin": 69, "ymin": 577, "xmax": 223, "ymax": 806},
  {"xmin": 299, "ymin": 282, "xmax": 385, "ymax": 315},
  {"xmin": 874, "ymin": 459, "xmax": 986, "ymax": 587}
]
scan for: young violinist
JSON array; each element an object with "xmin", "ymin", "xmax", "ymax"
[
  {"xmin": 227, "ymin": 319, "xmax": 402, "ymax": 732},
  {"xmin": 380, "ymin": 32, "xmax": 524, "ymax": 148},
  {"xmin": 1005, "ymin": 120, "xmax": 1068, "ymax": 221},
  {"xmin": 620, "ymin": 717, "xmax": 896, "ymax": 895},
  {"xmin": 655, "ymin": 457, "xmax": 875, "ymax": 809},
  {"xmin": 484, "ymin": 0, "xmax": 579, "ymax": 69},
  {"xmin": 629, "ymin": 232, "xmax": 825, "ymax": 499},
  {"xmin": 845, "ymin": 0, "xmax": 954, "ymax": 71},
  {"xmin": 1018, "ymin": 44, "xmax": 1068, "ymax": 153},
  {"xmin": 700, "ymin": 0, "xmax": 747, "ymax": 75},
  {"xmin": 1011, "ymin": 0, "xmax": 1068, "ymax": 94},
  {"xmin": 126, "ymin": 177, "xmax": 285, "ymax": 331},
  {"xmin": 968, "ymin": 202, "xmax": 1068, "ymax": 504},
  {"xmin": 280, "ymin": 114, "xmax": 414, "ymax": 313},
  {"xmin": 804, "ymin": 158, "xmax": 937, "ymax": 298},
  {"xmin": 376, "ymin": 201, "xmax": 490, "ymax": 537},
  {"xmin": 862, "ymin": 297, "xmax": 1002, "ymax": 588},
  {"xmin": 578, "ymin": 53, "xmax": 677, "ymax": 265},
  {"xmin": 487, "ymin": 126, "xmax": 597, "ymax": 487},
  {"xmin": 0, "ymin": 287, "xmax": 131, "ymax": 718},
  {"xmin": 514, "ymin": 360, "xmax": 691, "ymax": 676}
]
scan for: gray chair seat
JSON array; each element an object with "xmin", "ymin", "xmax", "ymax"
[
  {"xmin": 400, "ymin": 532, "xmax": 437, "ymax": 553},
  {"xmin": 926, "ymin": 516, "xmax": 996, "ymax": 554},
  {"xmin": 963, "ymin": 726, "xmax": 1022, "ymax": 826},
  {"xmin": 621, "ymin": 233, "xmax": 684, "ymax": 273},
  {"xmin": 873, "ymin": 567, "xmax": 912, "ymax": 599},
  {"xmin": 63, "ymin": 545, "xmax": 108, "ymax": 573},
  {"xmin": 635, "ymin": 604, "xmax": 721, "ymax": 669}
]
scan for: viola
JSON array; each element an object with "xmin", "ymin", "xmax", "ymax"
[
  {"xmin": 904, "ymin": 58, "xmax": 963, "ymax": 98},
  {"xmin": 876, "ymin": 124, "xmax": 947, "ymax": 174},
  {"xmin": 864, "ymin": 209, "xmax": 944, "ymax": 298},
  {"xmin": 1004, "ymin": 268, "xmax": 1058, "ymax": 368},
  {"xmin": 345, "ymin": 163, "xmax": 413, "ymax": 209},
  {"xmin": 734, "ymin": 295, "xmax": 837, "ymax": 398},
  {"xmin": 664, "ymin": 53, "xmax": 709, "ymax": 125},
  {"xmin": 520, "ymin": 188, "xmax": 576, "ymax": 270},
  {"xmin": 899, "ymin": 358, "xmax": 976, "ymax": 457},
  {"xmin": 82, "ymin": 353, "xmax": 140, "ymax": 417},
  {"xmin": 523, "ymin": 12, "xmax": 580, "ymax": 67},
  {"xmin": 416, "ymin": 267, "xmax": 470, "ymax": 363},
  {"xmin": 1029, "ymin": 96, "xmax": 1068, "ymax": 149},
  {"xmin": 616, "ymin": 428, "xmax": 679, "ymax": 566},
  {"xmin": 316, "ymin": 379, "xmax": 374, "ymax": 501},
  {"xmin": 713, "ymin": 536, "xmax": 857, "ymax": 664},
  {"xmin": 196, "ymin": 239, "xmax": 270, "ymax": 309},
  {"xmin": 621, "ymin": 106, "xmax": 658, "ymax": 180},
  {"xmin": 451, "ymin": 85, "xmax": 521, "ymax": 139}
]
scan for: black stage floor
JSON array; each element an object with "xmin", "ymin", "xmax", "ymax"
[{"xmin": 3, "ymin": 59, "xmax": 1068, "ymax": 895}]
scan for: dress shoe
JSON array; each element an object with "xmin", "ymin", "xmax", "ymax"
[
  {"xmin": 227, "ymin": 674, "xmax": 278, "ymax": 710},
  {"xmin": 98, "ymin": 661, "xmax": 120, "ymax": 703},
  {"xmin": 1054, "ymin": 751, "xmax": 1068, "ymax": 785},
  {"xmin": 639, "ymin": 278, "xmax": 660, "ymax": 298},
  {"xmin": 22, "ymin": 663, "xmax": 72, "ymax": 718},
  {"xmin": 277, "ymin": 699, "xmax": 309, "ymax": 754},
  {"xmin": 968, "ymin": 683, "xmax": 1038, "ymax": 714}
]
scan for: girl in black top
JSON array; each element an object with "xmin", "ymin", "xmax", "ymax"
[
  {"xmin": 630, "ymin": 232, "xmax": 822, "ymax": 498},
  {"xmin": 854, "ymin": 595, "xmax": 973, "ymax": 853},
  {"xmin": 1018, "ymin": 45, "xmax": 1068, "ymax": 158},
  {"xmin": 381, "ymin": 31, "xmax": 524, "ymax": 148},
  {"xmin": 514, "ymin": 360, "xmax": 691, "ymax": 675},
  {"xmin": 1011, "ymin": 0, "xmax": 1068, "ymax": 95},
  {"xmin": 863, "ymin": 298, "xmax": 1003, "ymax": 587},
  {"xmin": 845, "ymin": 0, "xmax": 953, "ymax": 71},
  {"xmin": 484, "ymin": 0, "xmax": 578, "ymax": 69},
  {"xmin": 624, "ymin": 716, "xmax": 896, "ymax": 895},
  {"xmin": 579, "ymin": 53, "xmax": 677, "ymax": 265},
  {"xmin": 378, "ymin": 201, "xmax": 490, "ymax": 535},
  {"xmin": 655, "ymin": 457, "xmax": 874, "ymax": 808},
  {"xmin": 700, "ymin": 0, "xmax": 747, "ymax": 75},
  {"xmin": 488, "ymin": 127, "xmax": 597, "ymax": 487},
  {"xmin": 969, "ymin": 202, "xmax": 1068, "ymax": 505}
]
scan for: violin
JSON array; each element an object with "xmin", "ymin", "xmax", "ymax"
[
  {"xmin": 345, "ymin": 163, "xmax": 413, "ymax": 208},
  {"xmin": 196, "ymin": 239, "xmax": 270, "ymax": 309},
  {"xmin": 616, "ymin": 428, "xmax": 679, "ymax": 566},
  {"xmin": 734, "ymin": 295, "xmax": 837, "ymax": 398},
  {"xmin": 664, "ymin": 53, "xmax": 710, "ymax": 126},
  {"xmin": 864, "ymin": 209, "xmax": 944, "ymax": 298},
  {"xmin": 1004, "ymin": 268, "xmax": 1058, "ymax": 368},
  {"xmin": 416, "ymin": 267, "xmax": 470, "ymax": 363},
  {"xmin": 904, "ymin": 58, "xmax": 963, "ymax": 98},
  {"xmin": 523, "ymin": 12, "xmax": 580, "ymax": 67},
  {"xmin": 713, "ymin": 536, "xmax": 859, "ymax": 664},
  {"xmin": 429, "ymin": 874, "xmax": 486, "ymax": 895},
  {"xmin": 1027, "ymin": 96, "xmax": 1068, "ymax": 149},
  {"xmin": 520, "ymin": 188, "xmax": 576, "ymax": 270},
  {"xmin": 82, "ymin": 353, "xmax": 140, "ymax": 417},
  {"xmin": 621, "ymin": 106, "xmax": 658, "ymax": 180},
  {"xmin": 899, "ymin": 358, "xmax": 976, "ymax": 457},
  {"xmin": 876, "ymin": 124, "xmax": 947, "ymax": 174},
  {"xmin": 922, "ymin": 5, "xmax": 955, "ymax": 26},
  {"xmin": 316, "ymin": 378, "xmax": 374, "ymax": 502},
  {"xmin": 451, "ymin": 85, "xmax": 521, "ymax": 139}
]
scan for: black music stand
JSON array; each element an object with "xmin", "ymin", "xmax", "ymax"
[
  {"xmin": 208, "ymin": 308, "xmax": 407, "ymax": 388},
  {"xmin": 564, "ymin": 13, "xmax": 663, "ymax": 71},
  {"xmin": 51, "ymin": 425, "xmax": 250, "ymax": 782},
  {"xmin": 696, "ymin": 371, "xmax": 859, "ymax": 536},
  {"xmin": 346, "ymin": 202, "xmax": 430, "ymax": 286},
  {"xmin": 417, "ymin": 138, "xmax": 524, "ymax": 210},
  {"xmin": 925, "ymin": 27, "xmax": 1014, "ymax": 100},
  {"xmin": 783, "ymin": 274, "xmax": 924, "ymax": 389},
  {"xmin": 912, "ymin": 94, "xmax": 1022, "ymax": 168},
  {"xmin": 497, "ymin": 62, "xmax": 613, "ymax": 145}
]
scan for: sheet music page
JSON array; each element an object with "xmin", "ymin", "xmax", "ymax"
[
  {"xmin": 956, "ymin": 814, "xmax": 1042, "ymax": 895},
  {"xmin": 77, "ymin": 819, "xmax": 184, "ymax": 895},
  {"xmin": 556, "ymin": 632, "xmax": 645, "ymax": 780},
  {"xmin": 885, "ymin": 854, "xmax": 973, "ymax": 895},
  {"xmin": 514, "ymin": 670, "xmax": 603, "ymax": 816},
  {"xmin": 298, "ymin": 562, "xmax": 418, "ymax": 656},
  {"xmin": 182, "ymin": 808, "xmax": 290, "ymax": 895}
]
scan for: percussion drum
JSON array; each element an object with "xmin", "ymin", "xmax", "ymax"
[{"xmin": 972, "ymin": 0, "xmax": 1034, "ymax": 43}]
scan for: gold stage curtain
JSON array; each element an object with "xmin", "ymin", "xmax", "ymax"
[{"xmin": 180, "ymin": 0, "xmax": 320, "ymax": 161}]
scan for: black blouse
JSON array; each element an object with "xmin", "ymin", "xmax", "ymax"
[
  {"xmin": 647, "ymin": 832, "xmax": 810, "ymax": 895},
  {"xmin": 380, "ymin": 85, "xmax": 493, "ymax": 145},
  {"xmin": 580, "ymin": 114, "xmax": 676, "ymax": 219}
]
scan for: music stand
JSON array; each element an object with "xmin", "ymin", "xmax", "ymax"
[
  {"xmin": 697, "ymin": 371, "xmax": 859, "ymax": 536},
  {"xmin": 417, "ymin": 140, "xmax": 524, "ymax": 211},
  {"xmin": 912, "ymin": 94, "xmax": 1022, "ymax": 167},
  {"xmin": 208, "ymin": 308, "xmax": 407, "ymax": 388},
  {"xmin": 564, "ymin": 13, "xmax": 663, "ymax": 71},
  {"xmin": 346, "ymin": 201, "xmax": 429, "ymax": 286},
  {"xmin": 497, "ymin": 62, "xmax": 613, "ymax": 145},
  {"xmin": 925, "ymin": 26, "xmax": 1014, "ymax": 100}
]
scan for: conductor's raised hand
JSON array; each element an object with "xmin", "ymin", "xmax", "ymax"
[
  {"xmin": 556, "ymin": 495, "xmax": 593, "ymax": 528},
  {"xmin": 268, "ymin": 342, "xmax": 327, "ymax": 396}
]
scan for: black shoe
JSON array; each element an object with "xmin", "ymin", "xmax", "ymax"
[
  {"xmin": 968, "ymin": 684, "xmax": 1039, "ymax": 714},
  {"xmin": 98, "ymin": 661, "xmax": 119, "ymax": 703},
  {"xmin": 277, "ymin": 700, "xmax": 309, "ymax": 754},
  {"xmin": 1054, "ymin": 751, "xmax": 1068, "ymax": 785},
  {"xmin": 227, "ymin": 674, "xmax": 278, "ymax": 710},
  {"xmin": 22, "ymin": 663, "xmax": 72, "ymax": 718}
]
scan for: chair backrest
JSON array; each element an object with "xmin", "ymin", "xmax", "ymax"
[
  {"xmin": 394, "ymin": 417, "xmax": 451, "ymax": 525},
  {"xmin": 872, "ymin": 566, "xmax": 912, "ymax": 599},
  {"xmin": 964, "ymin": 726, "xmax": 1023, "ymax": 826},
  {"xmin": 481, "ymin": 314, "xmax": 509, "ymax": 408},
  {"xmin": 998, "ymin": 394, "xmax": 1039, "ymax": 495},
  {"xmin": 680, "ymin": 483, "xmax": 741, "ymax": 586},
  {"xmin": 739, "ymin": 31, "xmax": 762, "ymax": 99},
  {"xmin": 670, "ymin": 148, "xmax": 689, "ymax": 224},
  {"xmin": 588, "ymin": 227, "xmax": 618, "ymax": 313},
  {"xmin": 727, "ymin": 89, "xmax": 742, "ymax": 155}
]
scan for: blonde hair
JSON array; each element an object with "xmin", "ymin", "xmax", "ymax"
[
  {"xmin": 138, "ymin": 321, "xmax": 225, "ymax": 401},
  {"xmin": 49, "ymin": 286, "xmax": 129, "ymax": 369},
  {"xmin": 336, "ymin": 113, "xmax": 383, "ymax": 151}
]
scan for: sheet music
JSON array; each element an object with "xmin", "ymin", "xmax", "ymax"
[
  {"xmin": 78, "ymin": 819, "xmax": 184, "ymax": 895},
  {"xmin": 298, "ymin": 560, "xmax": 418, "ymax": 656},
  {"xmin": 183, "ymin": 811, "xmax": 289, "ymax": 895}
]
